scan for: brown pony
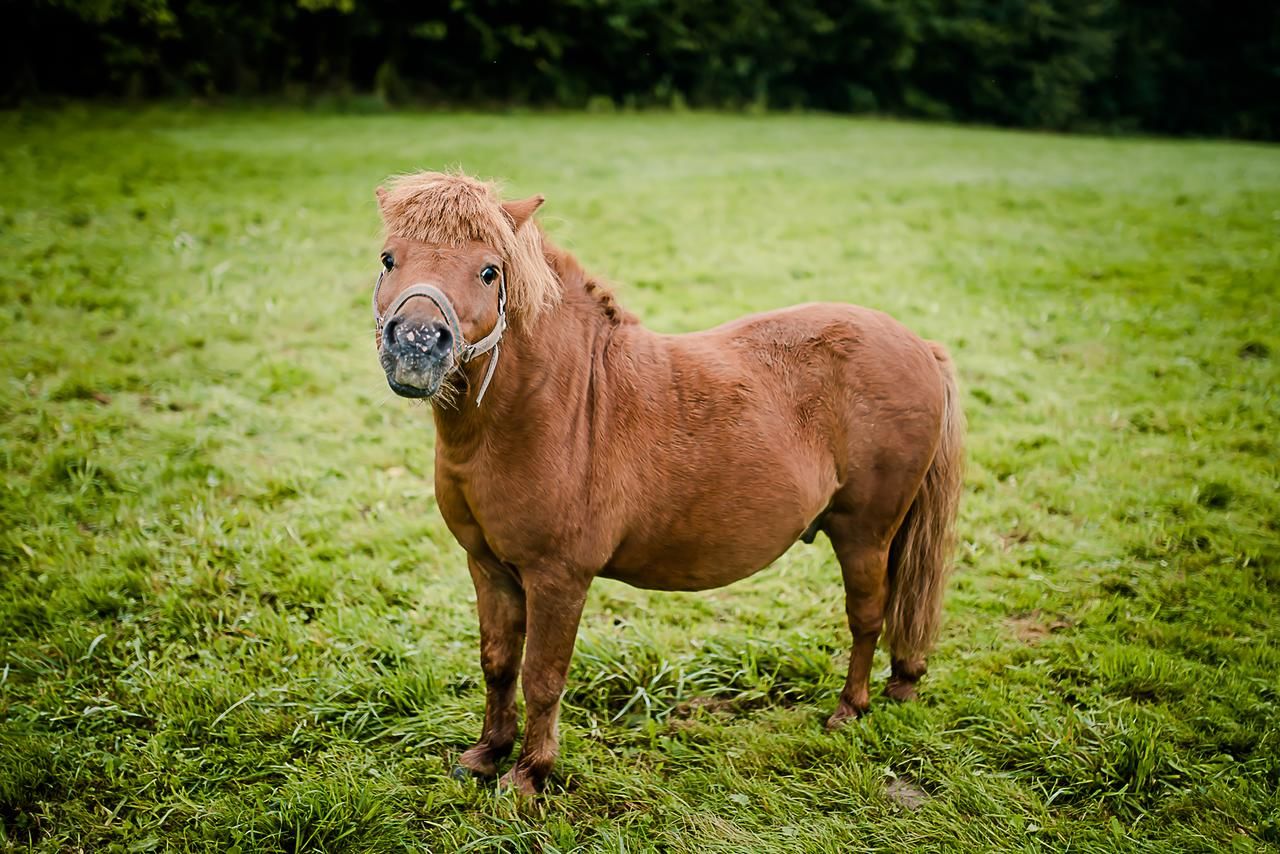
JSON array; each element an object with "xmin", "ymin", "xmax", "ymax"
[{"xmin": 371, "ymin": 171, "xmax": 964, "ymax": 794}]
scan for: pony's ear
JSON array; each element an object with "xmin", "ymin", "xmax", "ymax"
[
  {"xmin": 374, "ymin": 186, "xmax": 389, "ymax": 217},
  {"xmin": 501, "ymin": 195, "xmax": 544, "ymax": 231}
]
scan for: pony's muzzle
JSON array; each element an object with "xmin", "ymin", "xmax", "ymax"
[
  {"xmin": 384, "ymin": 314, "xmax": 454, "ymax": 357},
  {"xmin": 381, "ymin": 316, "xmax": 455, "ymax": 397}
]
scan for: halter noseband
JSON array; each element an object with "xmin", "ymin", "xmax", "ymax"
[{"xmin": 373, "ymin": 270, "xmax": 508, "ymax": 406}]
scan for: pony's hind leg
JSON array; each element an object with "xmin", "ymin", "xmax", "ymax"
[{"xmin": 824, "ymin": 522, "xmax": 891, "ymax": 729}]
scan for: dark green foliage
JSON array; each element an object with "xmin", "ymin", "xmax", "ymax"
[{"xmin": 3, "ymin": 0, "xmax": 1277, "ymax": 138}]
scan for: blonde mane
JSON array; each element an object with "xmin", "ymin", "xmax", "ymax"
[{"xmin": 377, "ymin": 171, "xmax": 561, "ymax": 325}]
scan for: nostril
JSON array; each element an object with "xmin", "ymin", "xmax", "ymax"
[
  {"xmin": 383, "ymin": 315, "xmax": 402, "ymax": 346},
  {"xmin": 432, "ymin": 325, "xmax": 454, "ymax": 356}
]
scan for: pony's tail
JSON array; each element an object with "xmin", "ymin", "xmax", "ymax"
[{"xmin": 883, "ymin": 343, "xmax": 965, "ymax": 669}]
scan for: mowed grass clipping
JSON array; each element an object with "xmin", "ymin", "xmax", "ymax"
[{"xmin": 1, "ymin": 106, "xmax": 1278, "ymax": 852}]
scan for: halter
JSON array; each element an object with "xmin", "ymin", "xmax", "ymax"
[{"xmin": 373, "ymin": 269, "xmax": 508, "ymax": 406}]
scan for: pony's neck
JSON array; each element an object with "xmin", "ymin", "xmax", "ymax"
[
  {"xmin": 541, "ymin": 235, "xmax": 637, "ymax": 328},
  {"xmin": 429, "ymin": 233, "xmax": 634, "ymax": 450}
]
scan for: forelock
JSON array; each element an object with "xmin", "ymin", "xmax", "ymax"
[{"xmin": 378, "ymin": 171, "xmax": 511, "ymax": 247}]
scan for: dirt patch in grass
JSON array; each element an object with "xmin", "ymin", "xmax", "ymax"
[
  {"xmin": 672, "ymin": 696, "xmax": 741, "ymax": 719},
  {"xmin": 885, "ymin": 777, "xmax": 930, "ymax": 811},
  {"xmin": 1006, "ymin": 610, "xmax": 1074, "ymax": 644}
]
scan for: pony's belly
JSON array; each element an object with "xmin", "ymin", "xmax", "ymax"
[
  {"xmin": 597, "ymin": 457, "xmax": 834, "ymax": 591},
  {"xmin": 598, "ymin": 524, "xmax": 805, "ymax": 592}
]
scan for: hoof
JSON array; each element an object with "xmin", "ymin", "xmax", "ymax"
[
  {"xmin": 825, "ymin": 701, "xmax": 868, "ymax": 730},
  {"xmin": 451, "ymin": 765, "xmax": 484, "ymax": 781},
  {"xmin": 888, "ymin": 658, "xmax": 926, "ymax": 702},
  {"xmin": 884, "ymin": 678, "xmax": 919, "ymax": 703},
  {"xmin": 457, "ymin": 744, "xmax": 505, "ymax": 778},
  {"xmin": 498, "ymin": 767, "xmax": 541, "ymax": 797}
]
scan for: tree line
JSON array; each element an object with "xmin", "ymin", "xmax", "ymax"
[{"xmin": 4, "ymin": 0, "xmax": 1277, "ymax": 139}]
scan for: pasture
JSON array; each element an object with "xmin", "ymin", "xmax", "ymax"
[{"xmin": 1, "ymin": 106, "xmax": 1277, "ymax": 852}]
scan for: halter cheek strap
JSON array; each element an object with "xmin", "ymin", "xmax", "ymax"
[{"xmin": 373, "ymin": 271, "xmax": 508, "ymax": 406}]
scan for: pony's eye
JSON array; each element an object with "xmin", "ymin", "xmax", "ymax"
[
  {"xmin": 480, "ymin": 265, "xmax": 500, "ymax": 286},
  {"xmin": 381, "ymin": 252, "xmax": 394, "ymax": 271}
]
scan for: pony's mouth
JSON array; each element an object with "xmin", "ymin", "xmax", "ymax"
[
  {"xmin": 386, "ymin": 376, "xmax": 437, "ymax": 399},
  {"xmin": 381, "ymin": 349, "xmax": 454, "ymax": 400}
]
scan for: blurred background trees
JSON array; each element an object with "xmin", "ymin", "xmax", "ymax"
[{"xmin": 4, "ymin": 0, "xmax": 1277, "ymax": 139}]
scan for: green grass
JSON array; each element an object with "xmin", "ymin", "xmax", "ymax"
[{"xmin": 1, "ymin": 105, "xmax": 1278, "ymax": 852}]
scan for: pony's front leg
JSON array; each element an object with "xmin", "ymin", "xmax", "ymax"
[
  {"xmin": 499, "ymin": 572, "xmax": 590, "ymax": 795},
  {"xmin": 457, "ymin": 556, "xmax": 526, "ymax": 777}
]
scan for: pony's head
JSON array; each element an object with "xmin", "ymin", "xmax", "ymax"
[{"xmin": 372, "ymin": 171, "xmax": 559, "ymax": 401}]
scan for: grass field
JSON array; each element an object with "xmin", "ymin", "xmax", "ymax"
[{"xmin": 1, "ymin": 106, "xmax": 1278, "ymax": 852}]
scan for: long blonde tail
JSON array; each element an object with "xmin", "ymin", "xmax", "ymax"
[{"xmin": 883, "ymin": 343, "xmax": 965, "ymax": 663}]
